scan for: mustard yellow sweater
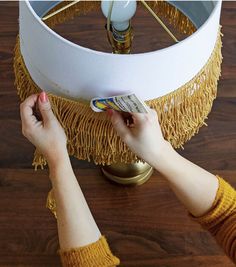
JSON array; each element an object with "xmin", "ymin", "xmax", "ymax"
[{"xmin": 59, "ymin": 176, "xmax": 236, "ymax": 266}]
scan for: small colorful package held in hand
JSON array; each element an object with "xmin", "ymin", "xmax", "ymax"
[{"xmin": 90, "ymin": 93, "xmax": 148, "ymax": 113}]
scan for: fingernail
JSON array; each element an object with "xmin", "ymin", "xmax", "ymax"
[
  {"xmin": 107, "ymin": 109, "xmax": 114, "ymax": 117},
  {"xmin": 39, "ymin": 91, "xmax": 48, "ymax": 103}
]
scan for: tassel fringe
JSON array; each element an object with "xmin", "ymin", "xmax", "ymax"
[
  {"xmin": 46, "ymin": 189, "xmax": 57, "ymax": 219},
  {"xmin": 146, "ymin": 1, "xmax": 196, "ymax": 35}
]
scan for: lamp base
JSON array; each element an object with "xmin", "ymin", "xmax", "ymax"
[{"xmin": 101, "ymin": 162, "xmax": 153, "ymax": 185}]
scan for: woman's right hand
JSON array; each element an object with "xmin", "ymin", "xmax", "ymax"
[
  {"xmin": 107, "ymin": 108, "xmax": 172, "ymax": 167},
  {"xmin": 20, "ymin": 92, "xmax": 68, "ymax": 168}
]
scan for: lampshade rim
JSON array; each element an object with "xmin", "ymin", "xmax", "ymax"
[{"xmin": 25, "ymin": 0, "xmax": 221, "ymax": 58}]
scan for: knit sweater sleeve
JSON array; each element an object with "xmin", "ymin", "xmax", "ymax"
[
  {"xmin": 59, "ymin": 236, "xmax": 120, "ymax": 267},
  {"xmin": 191, "ymin": 176, "xmax": 236, "ymax": 263}
]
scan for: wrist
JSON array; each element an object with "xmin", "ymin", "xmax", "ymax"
[
  {"xmin": 46, "ymin": 147, "xmax": 68, "ymax": 167},
  {"xmin": 48, "ymin": 151, "xmax": 71, "ymax": 175},
  {"xmin": 151, "ymin": 141, "xmax": 176, "ymax": 171}
]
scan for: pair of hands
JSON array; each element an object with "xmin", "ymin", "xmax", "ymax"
[{"xmin": 20, "ymin": 92, "xmax": 169, "ymax": 168}]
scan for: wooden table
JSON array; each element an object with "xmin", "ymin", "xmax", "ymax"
[{"xmin": 0, "ymin": 2, "xmax": 235, "ymax": 266}]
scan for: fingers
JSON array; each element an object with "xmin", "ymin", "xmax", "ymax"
[
  {"xmin": 107, "ymin": 106, "xmax": 159, "ymax": 134},
  {"xmin": 20, "ymin": 94, "xmax": 39, "ymax": 127},
  {"xmin": 130, "ymin": 107, "xmax": 158, "ymax": 126},
  {"xmin": 37, "ymin": 91, "xmax": 55, "ymax": 123},
  {"xmin": 108, "ymin": 110, "xmax": 131, "ymax": 141}
]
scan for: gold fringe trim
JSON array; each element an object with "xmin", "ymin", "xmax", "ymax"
[
  {"xmin": 46, "ymin": 189, "xmax": 57, "ymax": 219},
  {"xmin": 44, "ymin": 1, "xmax": 195, "ymax": 35},
  {"xmin": 146, "ymin": 1, "xmax": 196, "ymax": 35},
  {"xmin": 14, "ymin": 28, "xmax": 222, "ymax": 168},
  {"xmin": 33, "ymin": 149, "xmax": 47, "ymax": 170}
]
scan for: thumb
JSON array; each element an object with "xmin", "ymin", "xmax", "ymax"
[
  {"xmin": 108, "ymin": 110, "xmax": 130, "ymax": 141},
  {"xmin": 38, "ymin": 92, "xmax": 55, "ymax": 123}
]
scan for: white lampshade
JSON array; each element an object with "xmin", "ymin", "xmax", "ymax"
[{"xmin": 19, "ymin": 0, "xmax": 222, "ymax": 101}]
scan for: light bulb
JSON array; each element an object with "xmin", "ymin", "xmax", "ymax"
[{"xmin": 101, "ymin": 1, "xmax": 137, "ymax": 31}]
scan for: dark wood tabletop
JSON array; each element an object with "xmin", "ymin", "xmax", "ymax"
[{"xmin": 0, "ymin": 1, "xmax": 236, "ymax": 266}]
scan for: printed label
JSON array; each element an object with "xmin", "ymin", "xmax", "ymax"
[{"xmin": 90, "ymin": 93, "xmax": 148, "ymax": 113}]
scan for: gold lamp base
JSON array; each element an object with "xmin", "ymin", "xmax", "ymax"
[{"xmin": 101, "ymin": 162, "xmax": 153, "ymax": 185}]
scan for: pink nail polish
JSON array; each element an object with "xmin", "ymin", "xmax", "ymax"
[
  {"xmin": 107, "ymin": 109, "xmax": 113, "ymax": 117},
  {"xmin": 39, "ymin": 91, "xmax": 48, "ymax": 103}
]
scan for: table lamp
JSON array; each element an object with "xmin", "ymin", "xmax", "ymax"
[{"xmin": 14, "ymin": 0, "xmax": 222, "ymax": 185}]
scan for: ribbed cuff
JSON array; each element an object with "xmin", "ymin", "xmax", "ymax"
[
  {"xmin": 191, "ymin": 176, "xmax": 236, "ymax": 231},
  {"xmin": 59, "ymin": 236, "xmax": 120, "ymax": 267}
]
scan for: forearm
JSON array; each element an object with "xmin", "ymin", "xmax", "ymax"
[
  {"xmin": 49, "ymin": 154, "xmax": 101, "ymax": 250},
  {"xmin": 153, "ymin": 143, "xmax": 219, "ymax": 217}
]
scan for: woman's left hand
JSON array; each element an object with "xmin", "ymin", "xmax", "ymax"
[{"xmin": 20, "ymin": 92, "xmax": 68, "ymax": 166}]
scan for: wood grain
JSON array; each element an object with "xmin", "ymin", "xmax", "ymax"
[{"xmin": 0, "ymin": 1, "xmax": 236, "ymax": 266}]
